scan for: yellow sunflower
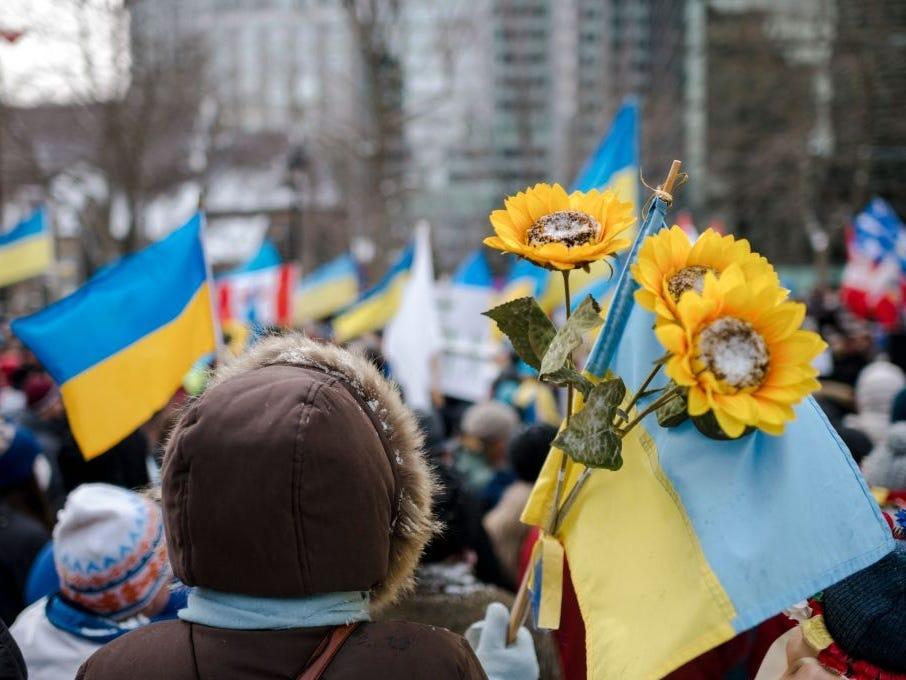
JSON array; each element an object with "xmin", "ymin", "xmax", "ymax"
[
  {"xmin": 654, "ymin": 264, "xmax": 826, "ymax": 438},
  {"xmin": 484, "ymin": 183, "xmax": 635, "ymax": 270},
  {"xmin": 631, "ymin": 226, "xmax": 783, "ymax": 323}
]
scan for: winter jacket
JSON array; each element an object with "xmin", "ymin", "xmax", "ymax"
[
  {"xmin": 11, "ymin": 598, "xmax": 102, "ymax": 680},
  {"xmin": 0, "ymin": 617, "xmax": 27, "ymax": 680},
  {"xmin": 77, "ymin": 336, "xmax": 486, "ymax": 680},
  {"xmin": 0, "ymin": 502, "xmax": 49, "ymax": 626}
]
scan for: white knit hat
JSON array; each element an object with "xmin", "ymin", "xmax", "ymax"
[{"xmin": 54, "ymin": 483, "xmax": 169, "ymax": 619}]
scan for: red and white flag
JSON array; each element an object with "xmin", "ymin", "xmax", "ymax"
[{"xmin": 217, "ymin": 264, "xmax": 296, "ymax": 327}]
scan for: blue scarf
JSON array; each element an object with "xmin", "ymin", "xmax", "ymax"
[
  {"xmin": 45, "ymin": 594, "xmax": 147, "ymax": 644},
  {"xmin": 178, "ymin": 588, "xmax": 371, "ymax": 630}
]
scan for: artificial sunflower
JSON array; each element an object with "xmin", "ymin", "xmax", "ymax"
[
  {"xmin": 485, "ymin": 183, "xmax": 635, "ymax": 270},
  {"xmin": 631, "ymin": 226, "xmax": 783, "ymax": 323},
  {"xmin": 654, "ymin": 264, "xmax": 826, "ymax": 438}
]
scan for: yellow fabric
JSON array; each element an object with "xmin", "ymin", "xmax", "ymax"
[
  {"xmin": 61, "ymin": 285, "xmax": 216, "ymax": 459},
  {"xmin": 332, "ymin": 275, "xmax": 408, "ymax": 343},
  {"xmin": 513, "ymin": 380, "xmax": 562, "ymax": 426},
  {"xmin": 871, "ymin": 486, "xmax": 890, "ymax": 505},
  {"xmin": 521, "ymin": 419, "xmax": 736, "ymax": 679},
  {"xmin": 800, "ymin": 615, "xmax": 834, "ymax": 652},
  {"xmin": 0, "ymin": 234, "xmax": 53, "ymax": 287},
  {"xmin": 294, "ymin": 276, "xmax": 359, "ymax": 323}
]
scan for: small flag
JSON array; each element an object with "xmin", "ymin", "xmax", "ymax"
[
  {"xmin": 13, "ymin": 214, "xmax": 217, "ymax": 459},
  {"xmin": 0, "ymin": 207, "xmax": 53, "ymax": 288},
  {"xmin": 216, "ymin": 241, "xmax": 295, "ymax": 327},
  {"xmin": 332, "ymin": 244, "xmax": 414, "ymax": 343},
  {"xmin": 294, "ymin": 253, "xmax": 359, "ymax": 323}
]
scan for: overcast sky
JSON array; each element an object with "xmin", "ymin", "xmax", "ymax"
[{"xmin": 0, "ymin": 0, "xmax": 121, "ymax": 105}]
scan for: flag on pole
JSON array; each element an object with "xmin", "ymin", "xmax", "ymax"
[
  {"xmin": 521, "ymin": 196, "xmax": 894, "ymax": 679},
  {"xmin": 384, "ymin": 223, "xmax": 442, "ymax": 411},
  {"xmin": 573, "ymin": 99, "xmax": 639, "ymax": 214},
  {"xmin": 332, "ymin": 244, "xmax": 414, "ymax": 343},
  {"xmin": 216, "ymin": 241, "xmax": 296, "ymax": 327},
  {"xmin": 293, "ymin": 253, "xmax": 359, "ymax": 323},
  {"xmin": 12, "ymin": 214, "xmax": 217, "ymax": 459},
  {"xmin": 840, "ymin": 198, "xmax": 906, "ymax": 327},
  {"xmin": 0, "ymin": 207, "xmax": 53, "ymax": 288}
]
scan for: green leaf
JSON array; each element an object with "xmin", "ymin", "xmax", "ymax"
[
  {"xmin": 691, "ymin": 411, "xmax": 756, "ymax": 441},
  {"xmin": 483, "ymin": 297, "xmax": 556, "ymax": 370},
  {"xmin": 656, "ymin": 385, "xmax": 689, "ymax": 428},
  {"xmin": 539, "ymin": 295, "xmax": 603, "ymax": 377},
  {"xmin": 552, "ymin": 378, "xmax": 626, "ymax": 470},
  {"xmin": 541, "ymin": 367, "xmax": 594, "ymax": 398}
]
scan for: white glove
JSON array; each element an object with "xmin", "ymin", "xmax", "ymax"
[{"xmin": 465, "ymin": 602, "xmax": 539, "ymax": 680}]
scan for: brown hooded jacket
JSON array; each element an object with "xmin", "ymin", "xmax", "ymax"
[{"xmin": 77, "ymin": 336, "xmax": 486, "ymax": 679}]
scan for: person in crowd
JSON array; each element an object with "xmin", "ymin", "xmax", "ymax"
[
  {"xmin": 0, "ymin": 422, "xmax": 51, "ymax": 626},
  {"xmin": 755, "ymin": 534, "xmax": 904, "ymax": 680},
  {"xmin": 0, "ymin": 352, "xmax": 26, "ymax": 420},
  {"xmin": 0, "ymin": 618, "xmax": 27, "ymax": 680},
  {"xmin": 862, "ymin": 420, "xmax": 906, "ymax": 491},
  {"xmin": 843, "ymin": 360, "xmax": 906, "ymax": 445},
  {"xmin": 19, "ymin": 372, "xmax": 67, "ymax": 509},
  {"xmin": 57, "ymin": 428, "xmax": 150, "ymax": 494},
  {"xmin": 453, "ymin": 401, "xmax": 519, "ymax": 508},
  {"xmin": 484, "ymin": 424, "xmax": 556, "ymax": 585},
  {"xmin": 492, "ymin": 359, "xmax": 561, "ymax": 428},
  {"xmin": 76, "ymin": 335, "xmax": 534, "ymax": 679},
  {"xmin": 11, "ymin": 483, "xmax": 171, "ymax": 680}
]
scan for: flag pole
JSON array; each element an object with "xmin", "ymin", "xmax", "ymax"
[
  {"xmin": 506, "ymin": 160, "xmax": 683, "ymax": 645},
  {"xmin": 198, "ymin": 210, "xmax": 226, "ymax": 360}
]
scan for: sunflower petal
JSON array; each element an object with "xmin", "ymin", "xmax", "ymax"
[{"xmin": 713, "ymin": 407, "xmax": 746, "ymax": 438}]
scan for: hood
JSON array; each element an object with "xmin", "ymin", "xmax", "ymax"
[{"xmin": 162, "ymin": 334, "xmax": 437, "ymax": 610}]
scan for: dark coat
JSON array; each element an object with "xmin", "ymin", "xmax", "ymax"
[
  {"xmin": 0, "ymin": 502, "xmax": 49, "ymax": 626},
  {"xmin": 76, "ymin": 619, "xmax": 485, "ymax": 679},
  {"xmin": 0, "ymin": 617, "xmax": 27, "ymax": 680}
]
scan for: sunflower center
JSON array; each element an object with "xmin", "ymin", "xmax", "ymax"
[
  {"xmin": 526, "ymin": 210, "xmax": 601, "ymax": 248},
  {"xmin": 698, "ymin": 317, "xmax": 769, "ymax": 390},
  {"xmin": 667, "ymin": 265, "xmax": 715, "ymax": 301}
]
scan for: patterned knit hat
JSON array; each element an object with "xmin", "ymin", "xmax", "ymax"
[
  {"xmin": 796, "ymin": 540, "xmax": 906, "ymax": 679},
  {"xmin": 53, "ymin": 483, "xmax": 170, "ymax": 619}
]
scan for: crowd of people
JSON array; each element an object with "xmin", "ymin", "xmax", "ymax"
[{"xmin": 0, "ymin": 285, "xmax": 904, "ymax": 679}]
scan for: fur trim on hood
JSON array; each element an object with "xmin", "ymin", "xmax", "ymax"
[{"xmin": 204, "ymin": 333, "xmax": 438, "ymax": 609}]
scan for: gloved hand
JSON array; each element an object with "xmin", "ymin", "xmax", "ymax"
[{"xmin": 465, "ymin": 602, "xmax": 539, "ymax": 680}]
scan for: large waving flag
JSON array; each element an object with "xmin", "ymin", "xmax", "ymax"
[
  {"xmin": 0, "ymin": 207, "xmax": 53, "ymax": 287},
  {"xmin": 573, "ymin": 99, "xmax": 639, "ymax": 211},
  {"xmin": 332, "ymin": 244, "xmax": 414, "ymax": 342},
  {"xmin": 216, "ymin": 240, "xmax": 295, "ymax": 327},
  {"xmin": 294, "ymin": 253, "xmax": 359, "ymax": 323},
  {"xmin": 521, "ymin": 195, "xmax": 894, "ymax": 679},
  {"xmin": 13, "ymin": 214, "xmax": 217, "ymax": 459}
]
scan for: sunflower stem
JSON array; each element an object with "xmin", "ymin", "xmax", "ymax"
[
  {"xmin": 545, "ymin": 269, "xmax": 573, "ymax": 534},
  {"xmin": 617, "ymin": 361, "xmax": 664, "ymax": 423},
  {"xmin": 617, "ymin": 386, "xmax": 683, "ymax": 436}
]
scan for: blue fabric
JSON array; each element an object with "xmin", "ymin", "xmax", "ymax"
[
  {"xmin": 572, "ymin": 98, "xmax": 638, "ymax": 191},
  {"xmin": 24, "ymin": 541, "xmax": 56, "ymax": 605},
  {"xmin": 453, "ymin": 250, "xmax": 493, "ymax": 287},
  {"xmin": 0, "ymin": 207, "xmax": 45, "ymax": 245},
  {"xmin": 0, "ymin": 425, "xmax": 42, "ymax": 487},
  {"xmin": 220, "ymin": 240, "xmax": 282, "ymax": 277},
  {"xmin": 11, "ymin": 214, "xmax": 207, "ymax": 383},
  {"xmin": 45, "ymin": 594, "xmax": 146, "ymax": 644},
  {"xmin": 179, "ymin": 588, "xmax": 371, "ymax": 630},
  {"xmin": 297, "ymin": 253, "xmax": 359, "ymax": 291}
]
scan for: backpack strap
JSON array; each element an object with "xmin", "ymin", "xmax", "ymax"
[{"xmin": 297, "ymin": 623, "xmax": 361, "ymax": 680}]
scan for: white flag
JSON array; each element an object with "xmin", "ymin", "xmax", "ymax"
[{"xmin": 384, "ymin": 221, "xmax": 442, "ymax": 411}]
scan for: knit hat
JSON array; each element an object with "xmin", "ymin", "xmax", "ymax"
[
  {"xmin": 461, "ymin": 401, "xmax": 519, "ymax": 442},
  {"xmin": 855, "ymin": 361, "xmax": 906, "ymax": 417},
  {"xmin": 0, "ymin": 421, "xmax": 41, "ymax": 488},
  {"xmin": 53, "ymin": 483, "xmax": 170, "ymax": 619},
  {"xmin": 796, "ymin": 541, "xmax": 906, "ymax": 679}
]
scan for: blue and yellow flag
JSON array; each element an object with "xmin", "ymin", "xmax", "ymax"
[
  {"xmin": 573, "ymin": 98, "xmax": 639, "ymax": 211},
  {"xmin": 522, "ymin": 197, "xmax": 894, "ymax": 679},
  {"xmin": 0, "ymin": 207, "xmax": 53, "ymax": 287},
  {"xmin": 294, "ymin": 253, "xmax": 359, "ymax": 324},
  {"xmin": 12, "ymin": 214, "xmax": 217, "ymax": 459},
  {"xmin": 332, "ymin": 245, "xmax": 414, "ymax": 343}
]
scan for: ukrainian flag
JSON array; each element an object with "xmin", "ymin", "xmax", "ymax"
[
  {"xmin": 12, "ymin": 214, "xmax": 217, "ymax": 460},
  {"xmin": 294, "ymin": 253, "xmax": 359, "ymax": 323},
  {"xmin": 332, "ymin": 244, "xmax": 414, "ymax": 343},
  {"xmin": 0, "ymin": 207, "xmax": 53, "ymax": 287},
  {"xmin": 573, "ymin": 98, "xmax": 639, "ymax": 212},
  {"xmin": 521, "ymin": 195, "xmax": 894, "ymax": 679}
]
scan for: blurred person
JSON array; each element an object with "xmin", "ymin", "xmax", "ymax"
[
  {"xmin": 754, "ymin": 536, "xmax": 905, "ymax": 680},
  {"xmin": 0, "ymin": 618, "xmax": 27, "ymax": 680},
  {"xmin": 493, "ymin": 360, "xmax": 561, "ymax": 427},
  {"xmin": 11, "ymin": 483, "xmax": 170, "ymax": 680},
  {"xmin": 891, "ymin": 386, "xmax": 906, "ymax": 423},
  {"xmin": 843, "ymin": 360, "xmax": 906, "ymax": 445},
  {"xmin": 19, "ymin": 372, "xmax": 67, "ymax": 508},
  {"xmin": 455, "ymin": 401, "xmax": 520, "ymax": 509},
  {"xmin": 861, "ymin": 421, "xmax": 906, "ymax": 491},
  {"xmin": 837, "ymin": 425, "xmax": 873, "ymax": 467},
  {"xmin": 76, "ymin": 336, "xmax": 501, "ymax": 679},
  {"xmin": 484, "ymin": 424, "xmax": 557, "ymax": 584},
  {"xmin": 0, "ymin": 352, "xmax": 26, "ymax": 420},
  {"xmin": 57, "ymin": 428, "xmax": 150, "ymax": 494},
  {"xmin": 0, "ymin": 422, "xmax": 51, "ymax": 626}
]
